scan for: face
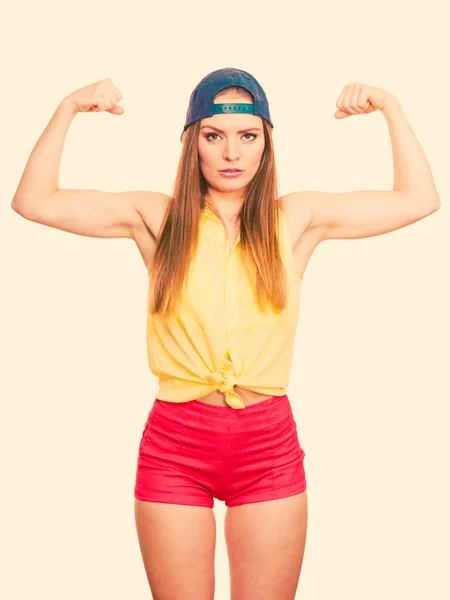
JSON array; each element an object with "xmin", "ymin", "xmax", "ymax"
[{"xmin": 197, "ymin": 93, "xmax": 265, "ymax": 197}]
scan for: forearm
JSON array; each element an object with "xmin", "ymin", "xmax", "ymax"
[
  {"xmin": 11, "ymin": 98, "xmax": 77, "ymax": 211},
  {"xmin": 382, "ymin": 98, "xmax": 440, "ymax": 206}
]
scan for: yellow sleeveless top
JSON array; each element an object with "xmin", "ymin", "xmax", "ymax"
[{"xmin": 146, "ymin": 205, "xmax": 302, "ymax": 409}]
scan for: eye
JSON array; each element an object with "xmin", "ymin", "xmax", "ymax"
[{"xmin": 204, "ymin": 133, "xmax": 257, "ymax": 142}]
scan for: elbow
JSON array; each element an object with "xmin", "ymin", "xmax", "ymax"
[
  {"xmin": 416, "ymin": 193, "xmax": 441, "ymax": 214},
  {"xmin": 429, "ymin": 197, "xmax": 441, "ymax": 212},
  {"xmin": 11, "ymin": 197, "xmax": 36, "ymax": 219},
  {"xmin": 399, "ymin": 189, "xmax": 442, "ymax": 213},
  {"xmin": 11, "ymin": 198, "xmax": 22, "ymax": 213},
  {"xmin": 426, "ymin": 189, "xmax": 441, "ymax": 211},
  {"xmin": 11, "ymin": 198, "xmax": 25, "ymax": 215}
]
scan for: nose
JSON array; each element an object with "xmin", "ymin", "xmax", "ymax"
[{"xmin": 223, "ymin": 139, "xmax": 240, "ymax": 162}]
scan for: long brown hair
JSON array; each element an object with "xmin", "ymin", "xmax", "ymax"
[{"xmin": 148, "ymin": 85, "xmax": 288, "ymax": 320}]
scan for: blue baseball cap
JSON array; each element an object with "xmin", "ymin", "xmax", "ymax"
[{"xmin": 181, "ymin": 67, "xmax": 273, "ymax": 142}]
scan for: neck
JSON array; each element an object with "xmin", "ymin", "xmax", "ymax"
[
  {"xmin": 203, "ymin": 195, "xmax": 243, "ymax": 221},
  {"xmin": 203, "ymin": 198, "xmax": 241, "ymax": 226}
]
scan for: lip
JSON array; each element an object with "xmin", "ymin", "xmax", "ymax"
[{"xmin": 218, "ymin": 169, "xmax": 244, "ymax": 178}]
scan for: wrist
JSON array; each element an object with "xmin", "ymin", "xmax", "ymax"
[
  {"xmin": 59, "ymin": 96, "xmax": 78, "ymax": 118},
  {"xmin": 381, "ymin": 95, "xmax": 402, "ymax": 119}
]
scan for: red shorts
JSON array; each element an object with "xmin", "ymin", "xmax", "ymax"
[{"xmin": 134, "ymin": 393, "xmax": 307, "ymax": 508}]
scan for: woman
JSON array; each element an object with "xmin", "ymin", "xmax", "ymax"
[{"xmin": 11, "ymin": 68, "xmax": 440, "ymax": 600}]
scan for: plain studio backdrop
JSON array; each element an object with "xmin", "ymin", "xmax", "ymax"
[{"xmin": 1, "ymin": 1, "xmax": 449, "ymax": 599}]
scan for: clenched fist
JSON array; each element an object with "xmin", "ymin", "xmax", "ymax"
[
  {"xmin": 64, "ymin": 78, "xmax": 124, "ymax": 115},
  {"xmin": 334, "ymin": 82, "xmax": 396, "ymax": 119}
]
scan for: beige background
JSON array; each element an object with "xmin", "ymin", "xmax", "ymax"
[{"xmin": 2, "ymin": 0, "xmax": 449, "ymax": 598}]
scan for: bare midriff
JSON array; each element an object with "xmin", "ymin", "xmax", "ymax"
[{"xmin": 195, "ymin": 386, "xmax": 276, "ymax": 407}]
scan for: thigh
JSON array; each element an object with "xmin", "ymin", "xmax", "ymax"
[
  {"xmin": 224, "ymin": 490, "xmax": 308, "ymax": 600},
  {"xmin": 134, "ymin": 498, "xmax": 217, "ymax": 600}
]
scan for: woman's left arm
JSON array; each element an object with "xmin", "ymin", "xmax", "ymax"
[{"xmin": 291, "ymin": 83, "xmax": 441, "ymax": 240}]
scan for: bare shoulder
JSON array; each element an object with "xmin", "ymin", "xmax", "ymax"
[{"xmin": 278, "ymin": 191, "xmax": 327, "ymax": 247}]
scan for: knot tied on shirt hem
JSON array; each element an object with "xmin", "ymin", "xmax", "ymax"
[{"xmin": 205, "ymin": 369, "xmax": 246, "ymax": 409}]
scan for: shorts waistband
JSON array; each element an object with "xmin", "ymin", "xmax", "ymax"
[{"xmin": 156, "ymin": 393, "xmax": 289, "ymax": 417}]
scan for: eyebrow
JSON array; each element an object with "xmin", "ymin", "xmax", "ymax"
[{"xmin": 200, "ymin": 125, "xmax": 262, "ymax": 134}]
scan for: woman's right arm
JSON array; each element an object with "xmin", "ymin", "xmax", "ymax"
[{"xmin": 11, "ymin": 80, "xmax": 167, "ymax": 240}]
